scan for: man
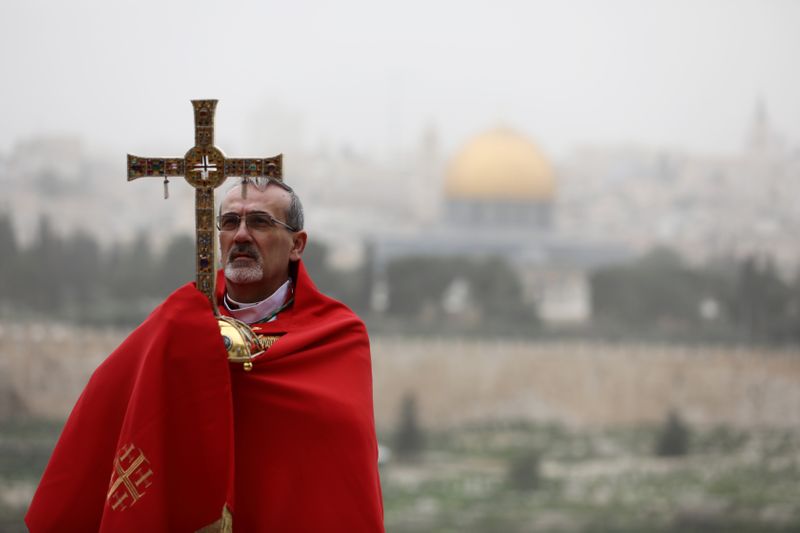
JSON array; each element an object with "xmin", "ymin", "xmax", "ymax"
[
  {"xmin": 26, "ymin": 178, "xmax": 384, "ymax": 532},
  {"xmin": 219, "ymin": 177, "xmax": 306, "ymax": 309}
]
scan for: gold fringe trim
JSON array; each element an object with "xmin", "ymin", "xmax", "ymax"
[{"xmin": 196, "ymin": 505, "xmax": 233, "ymax": 533}]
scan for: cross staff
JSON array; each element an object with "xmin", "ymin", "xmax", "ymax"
[{"xmin": 127, "ymin": 99, "xmax": 283, "ymax": 313}]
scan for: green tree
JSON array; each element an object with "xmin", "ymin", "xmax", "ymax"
[
  {"xmin": 729, "ymin": 255, "xmax": 798, "ymax": 343},
  {"xmin": 467, "ymin": 256, "xmax": 535, "ymax": 323},
  {"xmin": 0, "ymin": 212, "xmax": 18, "ymax": 306},
  {"xmin": 0, "ymin": 211, "xmax": 17, "ymax": 257},
  {"xmin": 155, "ymin": 233, "xmax": 195, "ymax": 295},
  {"xmin": 23, "ymin": 215, "xmax": 63, "ymax": 311},
  {"xmin": 655, "ymin": 410, "xmax": 690, "ymax": 457},
  {"xmin": 385, "ymin": 255, "xmax": 536, "ymax": 328},
  {"xmin": 507, "ymin": 448, "xmax": 541, "ymax": 491},
  {"xmin": 591, "ymin": 247, "xmax": 736, "ymax": 336},
  {"xmin": 60, "ymin": 230, "xmax": 102, "ymax": 309},
  {"xmin": 106, "ymin": 231, "xmax": 157, "ymax": 300},
  {"xmin": 393, "ymin": 393, "xmax": 424, "ymax": 461},
  {"xmin": 386, "ymin": 256, "xmax": 454, "ymax": 316}
]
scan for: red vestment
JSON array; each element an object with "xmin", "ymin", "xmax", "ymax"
[{"xmin": 26, "ymin": 261, "xmax": 384, "ymax": 532}]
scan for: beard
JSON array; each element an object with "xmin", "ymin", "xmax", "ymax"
[{"xmin": 224, "ymin": 244, "xmax": 264, "ymax": 284}]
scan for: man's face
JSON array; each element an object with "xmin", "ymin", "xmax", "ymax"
[{"xmin": 218, "ymin": 184, "xmax": 306, "ymax": 302}]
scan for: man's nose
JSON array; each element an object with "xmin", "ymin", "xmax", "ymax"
[{"xmin": 232, "ymin": 218, "xmax": 253, "ymax": 242}]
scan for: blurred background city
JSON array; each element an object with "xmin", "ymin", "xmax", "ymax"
[{"xmin": 1, "ymin": 1, "xmax": 799, "ymax": 531}]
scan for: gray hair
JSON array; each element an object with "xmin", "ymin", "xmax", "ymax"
[{"xmin": 223, "ymin": 177, "xmax": 304, "ymax": 231}]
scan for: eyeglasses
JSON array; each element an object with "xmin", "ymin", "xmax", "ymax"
[{"xmin": 216, "ymin": 211, "xmax": 296, "ymax": 232}]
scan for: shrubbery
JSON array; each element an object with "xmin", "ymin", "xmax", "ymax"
[
  {"xmin": 655, "ymin": 410, "xmax": 691, "ymax": 457},
  {"xmin": 393, "ymin": 393, "xmax": 424, "ymax": 461},
  {"xmin": 507, "ymin": 448, "xmax": 541, "ymax": 491}
]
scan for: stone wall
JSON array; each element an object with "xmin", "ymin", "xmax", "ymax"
[
  {"xmin": 2, "ymin": 322, "xmax": 798, "ymax": 429},
  {"xmin": 372, "ymin": 338, "xmax": 800, "ymax": 429}
]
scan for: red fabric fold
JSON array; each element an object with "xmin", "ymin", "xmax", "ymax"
[
  {"xmin": 26, "ymin": 261, "xmax": 383, "ymax": 532},
  {"xmin": 221, "ymin": 262, "xmax": 384, "ymax": 531}
]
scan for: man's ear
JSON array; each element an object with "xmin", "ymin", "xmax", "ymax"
[{"xmin": 289, "ymin": 231, "xmax": 308, "ymax": 261}]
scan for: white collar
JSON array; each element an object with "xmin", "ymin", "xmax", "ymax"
[{"xmin": 224, "ymin": 279, "xmax": 292, "ymax": 325}]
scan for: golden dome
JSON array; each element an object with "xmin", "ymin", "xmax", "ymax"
[{"xmin": 445, "ymin": 128, "xmax": 555, "ymax": 201}]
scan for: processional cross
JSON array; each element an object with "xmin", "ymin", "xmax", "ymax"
[
  {"xmin": 127, "ymin": 99, "xmax": 282, "ymax": 313},
  {"xmin": 126, "ymin": 103, "xmax": 273, "ymax": 533}
]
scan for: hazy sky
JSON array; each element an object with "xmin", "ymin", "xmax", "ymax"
[{"xmin": 2, "ymin": 0, "xmax": 799, "ymax": 159}]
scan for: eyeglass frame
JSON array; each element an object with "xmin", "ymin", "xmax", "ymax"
[{"xmin": 216, "ymin": 211, "xmax": 297, "ymax": 233}]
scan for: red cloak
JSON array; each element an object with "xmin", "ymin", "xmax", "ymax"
[{"xmin": 26, "ymin": 261, "xmax": 384, "ymax": 532}]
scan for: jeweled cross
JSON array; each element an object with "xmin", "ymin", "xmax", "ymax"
[
  {"xmin": 192, "ymin": 155, "xmax": 217, "ymax": 180},
  {"xmin": 127, "ymin": 100, "xmax": 283, "ymax": 312}
]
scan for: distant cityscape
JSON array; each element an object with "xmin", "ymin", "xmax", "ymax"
[{"xmin": 1, "ymin": 99, "xmax": 798, "ymax": 327}]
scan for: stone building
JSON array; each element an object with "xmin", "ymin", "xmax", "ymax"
[{"xmin": 370, "ymin": 127, "xmax": 629, "ymax": 324}]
